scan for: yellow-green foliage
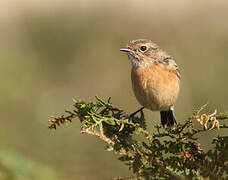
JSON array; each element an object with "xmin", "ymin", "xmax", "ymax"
[{"xmin": 49, "ymin": 97, "xmax": 228, "ymax": 180}]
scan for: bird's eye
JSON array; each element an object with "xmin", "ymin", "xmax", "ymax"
[{"xmin": 140, "ymin": 46, "xmax": 147, "ymax": 52}]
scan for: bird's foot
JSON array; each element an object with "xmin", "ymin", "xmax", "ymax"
[{"xmin": 129, "ymin": 107, "xmax": 145, "ymax": 118}]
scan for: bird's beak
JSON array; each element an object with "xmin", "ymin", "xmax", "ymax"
[{"xmin": 120, "ymin": 48, "xmax": 131, "ymax": 52}]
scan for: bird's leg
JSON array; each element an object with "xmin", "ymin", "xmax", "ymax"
[{"xmin": 130, "ymin": 107, "xmax": 145, "ymax": 118}]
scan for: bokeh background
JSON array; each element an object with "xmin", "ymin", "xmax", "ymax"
[{"xmin": 0, "ymin": 0, "xmax": 228, "ymax": 179}]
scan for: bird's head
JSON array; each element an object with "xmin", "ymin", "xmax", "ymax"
[{"xmin": 120, "ymin": 39, "xmax": 171, "ymax": 68}]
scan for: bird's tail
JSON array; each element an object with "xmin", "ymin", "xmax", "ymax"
[{"xmin": 160, "ymin": 110, "xmax": 177, "ymax": 129}]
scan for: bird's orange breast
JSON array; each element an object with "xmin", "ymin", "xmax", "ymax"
[{"xmin": 131, "ymin": 63, "xmax": 180, "ymax": 111}]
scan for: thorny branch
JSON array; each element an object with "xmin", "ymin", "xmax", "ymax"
[{"xmin": 48, "ymin": 97, "xmax": 228, "ymax": 180}]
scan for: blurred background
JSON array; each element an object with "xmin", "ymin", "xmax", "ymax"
[{"xmin": 0, "ymin": 0, "xmax": 228, "ymax": 179}]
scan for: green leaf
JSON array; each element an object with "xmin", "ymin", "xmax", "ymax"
[
  {"xmin": 104, "ymin": 118, "xmax": 116, "ymax": 126},
  {"xmin": 193, "ymin": 103, "xmax": 208, "ymax": 115}
]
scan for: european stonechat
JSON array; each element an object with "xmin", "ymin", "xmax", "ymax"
[{"xmin": 120, "ymin": 39, "xmax": 180, "ymax": 128}]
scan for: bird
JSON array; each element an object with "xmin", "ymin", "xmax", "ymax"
[{"xmin": 120, "ymin": 39, "xmax": 180, "ymax": 128}]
